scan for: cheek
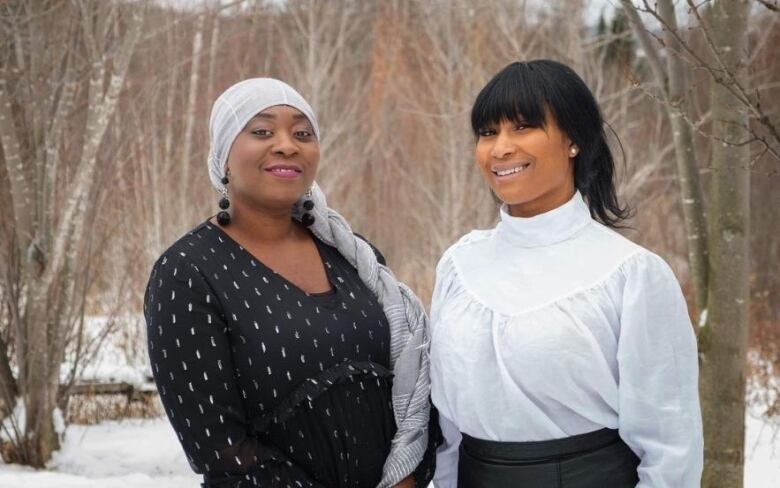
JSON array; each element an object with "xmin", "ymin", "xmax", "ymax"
[
  {"xmin": 474, "ymin": 145, "xmax": 491, "ymax": 172},
  {"xmin": 229, "ymin": 138, "xmax": 262, "ymax": 166},
  {"xmin": 542, "ymin": 134, "xmax": 571, "ymax": 165},
  {"xmin": 546, "ymin": 148, "xmax": 573, "ymax": 178},
  {"xmin": 304, "ymin": 147, "xmax": 320, "ymax": 172},
  {"xmin": 308, "ymin": 146, "xmax": 321, "ymax": 164}
]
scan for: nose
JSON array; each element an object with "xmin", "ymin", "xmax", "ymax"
[
  {"xmin": 271, "ymin": 130, "xmax": 299, "ymax": 157},
  {"xmin": 490, "ymin": 129, "xmax": 515, "ymax": 160}
]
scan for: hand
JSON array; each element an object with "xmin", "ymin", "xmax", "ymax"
[{"xmin": 392, "ymin": 475, "xmax": 415, "ymax": 488}]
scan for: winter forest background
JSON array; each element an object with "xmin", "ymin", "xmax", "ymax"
[{"xmin": 0, "ymin": 0, "xmax": 778, "ymax": 486}]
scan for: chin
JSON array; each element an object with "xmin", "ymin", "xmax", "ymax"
[
  {"xmin": 269, "ymin": 186, "xmax": 307, "ymax": 200},
  {"xmin": 246, "ymin": 193, "xmax": 299, "ymax": 211},
  {"xmin": 494, "ymin": 189, "xmax": 534, "ymax": 207}
]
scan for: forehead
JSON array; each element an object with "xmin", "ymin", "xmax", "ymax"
[{"xmin": 253, "ymin": 105, "xmax": 309, "ymax": 121}]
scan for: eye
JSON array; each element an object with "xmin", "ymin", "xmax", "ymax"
[
  {"xmin": 477, "ymin": 128, "xmax": 496, "ymax": 137},
  {"xmin": 294, "ymin": 130, "xmax": 314, "ymax": 139},
  {"xmin": 251, "ymin": 128, "xmax": 272, "ymax": 137},
  {"xmin": 514, "ymin": 122, "xmax": 529, "ymax": 131}
]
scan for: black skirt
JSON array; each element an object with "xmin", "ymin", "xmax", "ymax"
[{"xmin": 458, "ymin": 428, "xmax": 639, "ymax": 488}]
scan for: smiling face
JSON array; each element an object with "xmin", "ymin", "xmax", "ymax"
[
  {"xmin": 475, "ymin": 111, "xmax": 576, "ymax": 217},
  {"xmin": 225, "ymin": 105, "xmax": 319, "ymax": 211}
]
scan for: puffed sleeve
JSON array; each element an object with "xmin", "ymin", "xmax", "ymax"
[
  {"xmin": 616, "ymin": 252, "xmax": 703, "ymax": 487},
  {"xmin": 144, "ymin": 252, "xmax": 323, "ymax": 486},
  {"xmin": 430, "ymin": 252, "xmax": 461, "ymax": 488}
]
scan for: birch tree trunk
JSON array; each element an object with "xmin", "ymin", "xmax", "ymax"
[
  {"xmin": 698, "ymin": 0, "xmax": 751, "ymax": 485},
  {"xmin": 180, "ymin": 13, "xmax": 205, "ymax": 227},
  {"xmin": 614, "ymin": 2, "xmax": 757, "ymax": 483},
  {"xmin": 620, "ymin": 0, "xmax": 709, "ymax": 315},
  {"xmin": 656, "ymin": 0, "xmax": 709, "ymax": 314},
  {"xmin": 206, "ymin": 13, "xmax": 221, "ymax": 103},
  {"xmin": 0, "ymin": 1, "xmax": 145, "ymax": 466}
]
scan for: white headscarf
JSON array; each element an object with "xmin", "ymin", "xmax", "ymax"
[{"xmin": 207, "ymin": 78, "xmax": 320, "ymax": 193}]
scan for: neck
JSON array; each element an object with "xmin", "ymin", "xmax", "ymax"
[
  {"xmin": 509, "ymin": 186, "xmax": 576, "ymax": 218},
  {"xmin": 497, "ymin": 190, "xmax": 590, "ymax": 248},
  {"xmin": 222, "ymin": 198, "xmax": 300, "ymax": 244}
]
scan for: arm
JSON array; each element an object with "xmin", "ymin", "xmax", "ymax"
[
  {"xmin": 411, "ymin": 402, "xmax": 443, "ymax": 487},
  {"xmin": 617, "ymin": 253, "xmax": 703, "ymax": 487},
  {"xmin": 144, "ymin": 253, "xmax": 321, "ymax": 484},
  {"xmin": 432, "ymin": 412, "xmax": 461, "ymax": 488},
  {"xmin": 429, "ymin": 252, "xmax": 461, "ymax": 488}
]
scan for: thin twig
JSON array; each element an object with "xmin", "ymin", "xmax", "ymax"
[
  {"xmin": 755, "ymin": 0, "xmax": 779, "ymax": 13},
  {"xmin": 633, "ymin": 0, "xmax": 780, "ymax": 159},
  {"xmin": 628, "ymin": 74, "xmax": 780, "ymax": 163}
]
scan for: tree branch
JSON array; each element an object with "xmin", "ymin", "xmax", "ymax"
[
  {"xmin": 619, "ymin": 0, "xmax": 669, "ymax": 95},
  {"xmin": 637, "ymin": 0, "xmax": 780, "ymax": 156},
  {"xmin": 755, "ymin": 0, "xmax": 779, "ymax": 12}
]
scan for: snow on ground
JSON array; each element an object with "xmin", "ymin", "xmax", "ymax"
[
  {"xmin": 61, "ymin": 315, "xmax": 152, "ymax": 387},
  {"xmin": 0, "ymin": 413, "xmax": 777, "ymax": 487},
  {"xmin": 746, "ymin": 413, "xmax": 780, "ymax": 488},
  {"xmin": 0, "ymin": 418, "xmax": 199, "ymax": 488}
]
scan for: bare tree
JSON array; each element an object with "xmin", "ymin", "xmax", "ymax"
[
  {"xmin": 0, "ymin": 0, "xmax": 773, "ymax": 477},
  {"xmin": 699, "ymin": 2, "xmax": 752, "ymax": 485},
  {"xmin": 0, "ymin": 0, "xmax": 145, "ymax": 466},
  {"xmin": 275, "ymin": 0, "xmax": 375, "ymax": 201},
  {"xmin": 621, "ymin": 0, "xmax": 758, "ymax": 485},
  {"xmin": 179, "ymin": 13, "xmax": 206, "ymax": 226},
  {"xmin": 620, "ymin": 0, "xmax": 709, "ymax": 315}
]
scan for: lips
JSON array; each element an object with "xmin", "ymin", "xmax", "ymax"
[
  {"xmin": 264, "ymin": 163, "xmax": 303, "ymax": 179},
  {"xmin": 491, "ymin": 162, "xmax": 531, "ymax": 178}
]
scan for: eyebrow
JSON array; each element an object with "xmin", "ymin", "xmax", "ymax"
[{"xmin": 252, "ymin": 113, "xmax": 309, "ymax": 121}]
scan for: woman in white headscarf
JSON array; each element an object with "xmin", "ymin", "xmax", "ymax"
[{"xmin": 144, "ymin": 79, "xmax": 436, "ymax": 488}]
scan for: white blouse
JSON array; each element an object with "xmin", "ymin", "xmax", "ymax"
[{"xmin": 430, "ymin": 192, "xmax": 703, "ymax": 488}]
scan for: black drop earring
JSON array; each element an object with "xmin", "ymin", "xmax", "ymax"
[
  {"xmin": 301, "ymin": 188, "xmax": 315, "ymax": 227},
  {"xmin": 217, "ymin": 173, "xmax": 231, "ymax": 226}
]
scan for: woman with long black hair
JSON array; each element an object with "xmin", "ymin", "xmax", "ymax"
[{"xmin": 430, "ymin": 60, "xmax": 702, "ymax": 487}]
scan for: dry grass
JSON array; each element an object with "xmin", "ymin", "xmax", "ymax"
[{"xmin": 64, "ymin": 394, "xmax": 162, "ymax": 425}]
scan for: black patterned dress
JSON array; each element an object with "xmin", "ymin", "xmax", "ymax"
[{"xmin": 145, "ymin": 221, "xmax": 435, "ymax": 488}]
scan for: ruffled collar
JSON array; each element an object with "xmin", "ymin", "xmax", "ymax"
[{"xmin": 496, "ymin": 191, "xmax": 592, "ymax": 247}]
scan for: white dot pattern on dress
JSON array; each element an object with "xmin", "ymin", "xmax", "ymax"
[{"xmin": 145, "ymin": 222, "xmax": 405, "ymax": 487}]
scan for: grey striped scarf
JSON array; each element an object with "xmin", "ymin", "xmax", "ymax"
[{"xmin": 294, "ymin": 183, "xmax": 431, "ymax": 487}]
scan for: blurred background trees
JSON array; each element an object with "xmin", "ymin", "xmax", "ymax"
[
  {"xmin": 0, "ymin": 0, "xmax": 777, "ymax": 485},
  {"xmin": 0, "ymin": 0, "xmax": 145, "ymax": 465},
  {"xmin": 619, "ymin": 0, "xmax": 774, "ymax": 484}
]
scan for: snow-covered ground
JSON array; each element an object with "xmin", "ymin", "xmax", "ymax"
[
  {"xmin": 0, "ymin": 413, "xmax": 777, "ymax": 487},
  {"xmin": 0, "ymin": 418, "xmax": 199, "ymax": 488},
  {"xmin": 746, "ymin": 413, "xmax": 780, "ymax": 487},
  {"xmin": 0, "ymin": 315, "xmax": 775, "ymax": 485}
]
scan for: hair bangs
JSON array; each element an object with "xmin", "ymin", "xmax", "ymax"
[
  {"xmin": 471, "ymin": 63, "xmax": 548, "ymax": 136},
  {"xmin": 469, "ymin": 59, "xmax": 631, "ymax": 227}
]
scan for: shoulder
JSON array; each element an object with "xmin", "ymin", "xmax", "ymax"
[
  {"xmin": 587, "ymin": 221, "xmax": 644, "ymax": 258},
  {"xmin": 437, "ymin": 229, "xmax": 493, "ymax": 266},
  {"xmin": 148, "ymin": 221, "xmax": 216, "ymax": 284},
  {"xmin": 353, "ymin": 232, "xmax": 386, "ymax": 266},
  {"xmin": 144, "ymin": 232, "xmax": 222, "ymax": 318},
  {"xmin": 596, "ymin": 227, "xmax": 682, "ymax": 290},
  {"xmin": 553, "ymin": 221, "xmax": 680, "ymax": 292},
  {"xmin": 588, "ymin": 222, "xmax": 677, "ymax": 275},
  {"xmin": 433, "ymin": 229, "xmax": 494, "ymax": 285},
  {"xmin": 620, "ymin": 247, "xmax": 681, "ymax": 288}
]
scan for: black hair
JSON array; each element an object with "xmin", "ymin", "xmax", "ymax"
[{"xmin": 470, "ymin": 59, "xmax": 630, "ymax": 227}]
